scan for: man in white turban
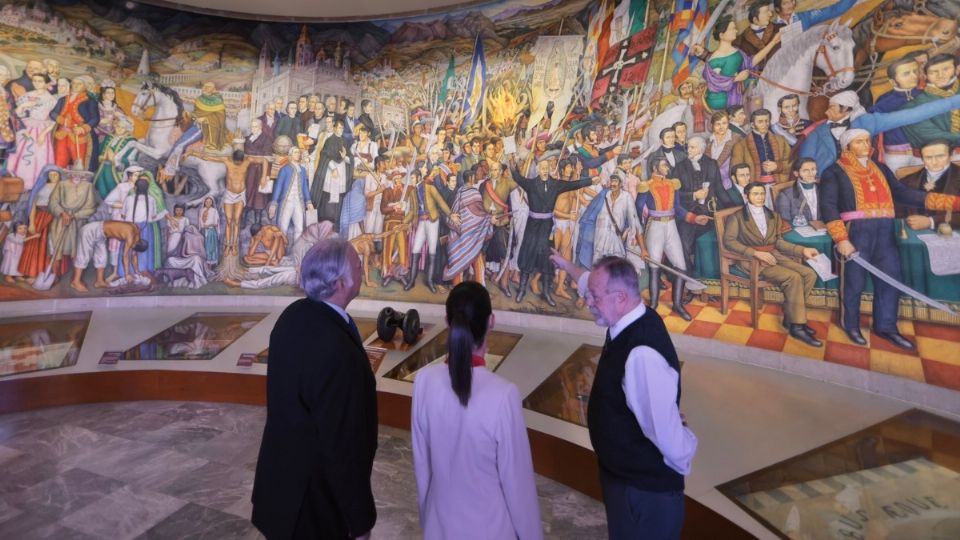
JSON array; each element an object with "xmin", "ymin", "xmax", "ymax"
[
  {"xmin": 799, "ymin": 89, "xmax": 960, "ymax": 175},
  {"xmin": 820, "ymin": 128, "xmax": 960, "ymax": 351}
]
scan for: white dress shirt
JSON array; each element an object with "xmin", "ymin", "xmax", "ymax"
[
  {"xmin": 799, "ymin": 183, "xmax": 818, "ymax": 220},
  {"xmin": 748, "ymin": 204, "xmax": 768, "ymax": 237},
  {"xmin": 578, "ymin": 273, "xmax": 699, "ymax": 475}
]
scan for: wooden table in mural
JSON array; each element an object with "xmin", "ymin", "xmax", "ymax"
[{"xmin": 896, "ymin": 221, "xmax": 960, "ymax": 302}]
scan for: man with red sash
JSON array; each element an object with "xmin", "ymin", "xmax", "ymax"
[
  {"xmin": 636, "ymin": 157, "xmax": 710, "ymax": 321},
  {"xmin": 479, "ymin": 160, "xmax": 517, "ymax": 291},
  {"xmin": 821, "ymin": 129, "xmax": 960, "ymax": 350},
  {"xmin": 50, "ymin": 78, "xmax": 99, "ymax": 169}
]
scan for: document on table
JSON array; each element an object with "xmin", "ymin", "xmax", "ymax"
[
  {"xmin": 805, "ymin": 253, "xmax": 837, "ymax": 281},
  {"xmin": 917, "ymin": 233, "xmax": 960, "ymax": 276},
  {"xmin": 792, "ymin": 225, "xmax": 827, "ymax": 238}
]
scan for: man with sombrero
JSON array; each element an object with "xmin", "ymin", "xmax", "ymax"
[{"xmin": 48, "ymin": 162, "xmax": 96, "ymax": 277}]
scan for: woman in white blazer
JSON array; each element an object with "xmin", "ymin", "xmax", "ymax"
[{"xmin": 412, "ymin": 282, "xmax": 543, "ymax": 540}]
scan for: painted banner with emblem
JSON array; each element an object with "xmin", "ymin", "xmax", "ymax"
[
  {"xmin": 591, "ymin": 24, "xmax": 658, "ymax": 106},
  {"xmin": 527, "ymin": 36, "xmax": 584, "ymax": 135}
]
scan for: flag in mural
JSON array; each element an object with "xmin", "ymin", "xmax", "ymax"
[
  {"xmin": 462, "ymin": 35, "xmax": 487, "ymax": 128},
  {"xmin": 610, "ymin": 0, "xmax": 649, "ymax": 45},
  {"xmin": 438, "ymin": 54, "xmax": 455, "ymax": 105},
  {"xmin": 670, "ymin": 0, "xmax": 708, "ymax": 89},
  {"xmin": 581, "ymin": 0, "xmax": 615, "ymax": 98},
  {"xmin": 528, "ymin": 36, "xmax": 584, "ymax": 134},
  {"xmin": 591, "ymin": 25, "xmax": 657, "ymax": 106}
]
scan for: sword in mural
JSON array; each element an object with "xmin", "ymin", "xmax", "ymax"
[
  {"xmin": 846, "ymin": 252, "xmax": 958, "ymax": 315},
  {"xmin": 634, "ymin": 253, "xmax": 708, "ymax": 290}
]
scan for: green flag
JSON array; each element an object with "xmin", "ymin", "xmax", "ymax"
[
  {"xmin": 439, "ymin": 55, "xmax": 455, "ymax": 104},
  {"xmin": 629, "ymin": 0, "xmax": 648, "ymax": 34}
]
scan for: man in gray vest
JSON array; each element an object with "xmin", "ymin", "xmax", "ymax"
[{"xmin": 551, "ymin": 251, "xmax": 697, "ymax": 539}]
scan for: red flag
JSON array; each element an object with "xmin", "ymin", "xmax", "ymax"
[{"xmin": 591, "ymin": 25, "xmax": 658, "ymax": 106}]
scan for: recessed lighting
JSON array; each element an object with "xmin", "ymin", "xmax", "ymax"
[{"xmin": 125, "ymin": 1, "xmax": 137, "ymax": 9}]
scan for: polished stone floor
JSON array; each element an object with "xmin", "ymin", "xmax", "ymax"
[{"xmin": 0, "ymin": 401, "xmax": 607, "ymax": 539}]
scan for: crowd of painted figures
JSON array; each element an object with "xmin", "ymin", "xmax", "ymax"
[{"xmin": 1, "ymin": 0, "xmax": 960, "ymax": 353}]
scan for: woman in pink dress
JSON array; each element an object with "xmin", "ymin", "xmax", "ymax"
[
  {"xmin": 412, "ymin": 282, "xmax": 543, "ymax": 540},
  {"xmin": 8, "ymin": 73, "xmax": 56, "ymax": 189}
]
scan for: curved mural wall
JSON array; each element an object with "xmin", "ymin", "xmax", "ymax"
[{"xmin": 0, "ymin": 0, "xmax": 958, "ymax": 390}]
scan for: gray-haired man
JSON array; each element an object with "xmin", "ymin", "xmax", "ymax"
[
  {"xmin": 252, "ymin": 237, "xmax": 376, "ymax": 540},
  {"xmin": 550, "ymin": 250, "xmax": 696, "ymax": 540}
]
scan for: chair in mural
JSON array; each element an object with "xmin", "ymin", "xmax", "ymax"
[
  {"xmin": 895, "ymin": 165, "xmax": 923, "ymax": 181},
  {"xmin": 755, "ymin": 20, "xmax": 855, "ymax": 119},
  {"xmin": 714, "ymin": 205, "xmax": 774, "ymax": 329},
  {"xmin": 770, "ymin": 181, "xmax": 794, "ymax": 207}
]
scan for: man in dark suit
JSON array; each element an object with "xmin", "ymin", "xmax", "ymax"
[
  {"xmin": 724, "ymin": 182, "xmax": 822, "ymax": 347},
  {"xmin": 710, "ymin": 162, "xmax": 752, "ymax": 210},
  {"xmin": 252, "ymin": 238, "xmax": 377, "ymax": 539},
  {"xmin": 674, "ymin": 136, "xmax": 721, "ymax": 274},
  {"xmin": 645, "ymin": 127, "xmax": 687, "ymax": 177},
  {"xmin": 898, "ymin": 140, "xmax": 960, "ymax": 230}
]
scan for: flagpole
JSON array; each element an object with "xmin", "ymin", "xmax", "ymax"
[
  {"xmin": 653, "ymin": 11, "xmax": 672, "ymax": 120},
  {"xmin": 642, "ymin": 0, "xmax": 651, "ymax": 31}
]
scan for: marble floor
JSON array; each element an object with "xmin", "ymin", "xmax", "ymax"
[{"xmin": 0, "ymin": 401, "xmax": 608, "ymax": 540}]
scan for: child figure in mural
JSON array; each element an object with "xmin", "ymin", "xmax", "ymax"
[
  {"xmin": 200, "ymin": 197, "xmax": 220, "ymax": 266},
  {"xmin": 165, "ymin": 203, "xmax": 189, "ymax": 257},
  {"xmin": 2, "ymin": 223, "xmax": 38, "ymax": 283}
]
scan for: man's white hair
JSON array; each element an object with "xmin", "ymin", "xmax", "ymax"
[{"xmin": 299, "ymin": 237, "xmax": 353, "ymax": 301}]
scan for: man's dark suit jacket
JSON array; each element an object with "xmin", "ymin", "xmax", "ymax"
[
  {"xmin": 252, "ymin": 298, "xmax": 378, "ymax": 539},
  {"xmin": 898, "ymin": 163, "xmax": 960, "ymax": 228},
  {"xmin": 674, "ymin": 155, "xmax": 721, "ymax": 214},
  {"xmin": 646, "ymin": 146, "xmax": 687, "ymax": 177}
]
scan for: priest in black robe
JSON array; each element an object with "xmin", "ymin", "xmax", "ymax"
[
  {"xmin": 310, "ymin": 119, "xmax": 353, "ymax": 227},
  {"xmin": 508, "ymin": 156, "xmax": 597, "ymax": 306},
  {"xmin": 243, "ymin": 118, "xmax": 275, "ymax": 227}
]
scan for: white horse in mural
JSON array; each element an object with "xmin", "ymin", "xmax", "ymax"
[
  {"xmin": 130, "ymin": 82, "xmax": 228, "ymax": 207},
  {"xmin": 755, "ymin": 21, "xmax": 856, "ymax": 119}
]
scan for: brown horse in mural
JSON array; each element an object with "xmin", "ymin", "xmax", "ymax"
[{"xmin": 852, "ymin": 7, "xmax": 958, "ymax": 68}]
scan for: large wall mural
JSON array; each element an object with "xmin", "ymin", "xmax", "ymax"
[{"xmin": 0, "ymin": 0, "xmax": 959, "ymax": 389}]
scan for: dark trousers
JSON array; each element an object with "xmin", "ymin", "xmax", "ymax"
[
  {"xmin": 843, "ymin": 219, "xmax": 900, "ymax": 333},
  {"xmin": 601, "ymin": 475, "xmax": 684, "ymax": 540},
  {"xmin": 484, "ymin": 225, "xmax": 509, "ymax": 264},
  {"xmin": 677, "ymin": 219, "xmax": 710, "ymax": 272}
]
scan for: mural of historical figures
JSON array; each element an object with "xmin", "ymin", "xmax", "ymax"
[{"xmin": 0, "ymin": 0, "xmax": 959, "ymax": 390}]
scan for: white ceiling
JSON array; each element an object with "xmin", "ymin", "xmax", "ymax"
[{"xmin": 150, "ymin": 0, "xmax": 490, "ymax": 21}]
